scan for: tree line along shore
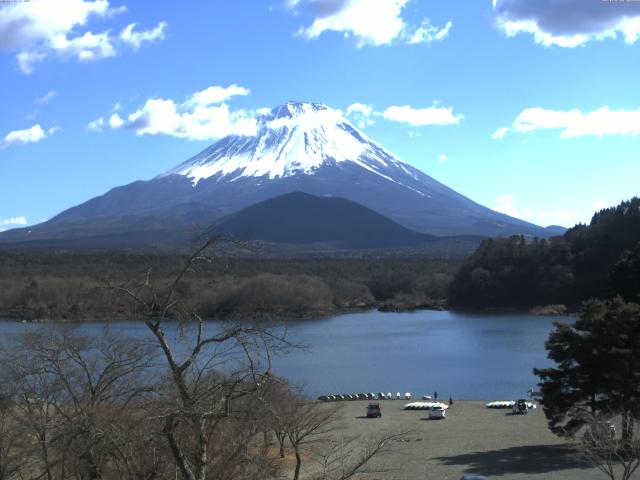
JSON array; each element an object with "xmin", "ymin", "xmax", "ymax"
[
  {"xmin": 0, "ymin": 254, "xmax": 456, "ymax": 321},
  {"xmin": 1, "ymin": 198, "xmax": 639, "ymax": 322}
]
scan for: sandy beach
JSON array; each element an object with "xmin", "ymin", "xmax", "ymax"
[{"xmin": 287, "ymin": 399, "xmax": 608, "ymax": 480}]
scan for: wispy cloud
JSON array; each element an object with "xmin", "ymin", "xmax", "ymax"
[
  {"xmin": 408, "ymin": 20, "xmax": 452, "ymax": 44},
  {"xmin": 0, "ymin": 0, "xmax": 167, "ymax": 73},
  {"xmin": 87, "ymin": 117, "xmax": 105, "ymax": 132},
  {"xmin": 493, "ymin": 0, "xmax": 640, "ymax": 47},
  {"xmin": 119, "ymin": 21, "xmax": 167, "ymax": 50},
  {"xmin": 493, "ymin": 106, "xmax": 640, "ymax": 139},
  {"xmin": 88, "ymin": 84, "xmax": 256, "ymax": 140},
  {"xmin": 286, "ymin": 0, "xmax": 452, "ymax": 47},
  {"xmin": 382, "ymin": 104, "xmax": 463, "ymax": 127},
  {"xmin": 35, "ymin": 90, "xmax": 57, "ymax": 105},
  {"xmin": 491, "ymin": 126, "xmax": 509, "ymax": 140},
  {"xmin": 181, "ymin": 84, "xmax": 250, "ymax": 110},
  {"xmin": 345, "ymin": 102, "xmax": 463, "ymax": 128},
  {"xmin": 345, "ymin": 102, "xmax": 375, "ymax": 128}
]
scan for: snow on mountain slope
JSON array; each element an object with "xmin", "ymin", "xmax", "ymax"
[{"xmin": 162, "ymin": 101, "xmax": 423, "ymax": 194}]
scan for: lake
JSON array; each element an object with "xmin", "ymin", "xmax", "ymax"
[{"xmin": 0, "ymin": 309, "xmax": 565, "ymax": 400}]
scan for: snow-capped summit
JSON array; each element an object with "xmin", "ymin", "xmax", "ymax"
[
  {"xmin": 163, "ymin": 101, "xmax": 420, "ymax": 190},
  {"xmin": 267, "ymin": 100, "xmax": 329, "ymax": 119}
]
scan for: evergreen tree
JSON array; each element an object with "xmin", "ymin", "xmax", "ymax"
[
  {"xmin": 449, "ymin": 197, "xmax": 640, "ymax": 309},
  {"xmin": 534, "ymin": 298, "xmax": 640, "ymax": 441},
  {"xmin": 611, "ymin": 242, "xmax": 640, "ymax": 302}
]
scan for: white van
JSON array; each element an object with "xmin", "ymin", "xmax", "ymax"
[{"xmin": 429, "ymin": 405, "xmax": 446, "ymax": 419}]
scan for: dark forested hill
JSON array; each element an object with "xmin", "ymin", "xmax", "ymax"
[
  {"xmin": 448, "ymin": 197, "xmax": 640, "ymax": 309},
  {"xmin": 213, "ymin": 192, "xmax": 432, "ymax": 248}
]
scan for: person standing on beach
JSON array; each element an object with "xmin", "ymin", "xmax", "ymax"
[
  {"xmin": 449, "ymin": 396, "xmax": 453, "ymax": 406},
  {"xmin": 434, "ymin": 391, "xmax": 438, "ymax": 400}
]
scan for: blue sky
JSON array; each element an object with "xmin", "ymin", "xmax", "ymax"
[{"xmin": 1, "ymin": 0, "xmax": 639, "ymax": 231}]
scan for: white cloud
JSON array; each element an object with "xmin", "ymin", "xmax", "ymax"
[
  {"xmin": 491, "ymin": 126, "xmax": 509, "ymax": 140},
  {"xmin": 409, "ymin": 20, "xmax": 452, "ymax": 44},
  {"xmin": 119, "ymin": 21, "xmax": 166, "ymax": 49},
  {"xmin": 16, "ymin": 51, "xmax": 46, "ymax": 74},
  {"xmin": 0, "ymin": 216, "xmax": 28, "ymax": 232},
  {"xmin": 382, "ymin": 104, "xmax": 463, "ymax": 126},
  {"xmin": 108, "ymin": 112, "xmax": 124, "ymax": 128},
  {"xmin": 497, "ymin": 106, "xmax": 640, "ymax": 139},
  {"xmin": 437, "ymin": 153, "xmax": 447, "ymax": 163},
  {"xmin": 494, "ymin": 194, "xmax": 583, "ymax": 227},
  {"xmin": 35, "ymin": 90, "xmax": 57, "ymax": 104},
  {"xmin": 345, "ymin": 102, "xmax": 375, "ymax": 128},
  {"xmin": 50, "ymin": 29, "xmax": 118, "ymax": 62},
  {"xmin": 344, "ymin": 101, "xmax": 464, "ymax": 130},
  {"xmin": 1, "ymin": 216, "xmax": 27, "ymax": 226},
  {"xmin": 182, "ymin": 84, "xmax": 250, "ymax": 110},
  {"xmin": 0, "ymin": 0, "xmax": 167, "ymax": 73},
  {"xmin": 288, "ymin": 0, "xmax": 452, "ymax": 47},
  {"xmin": 87, "ymin": 117, "xmax": 105, "ymax": 132},
  {"xmin": 346, "ymin": 102, "xmax": 373, "ymax": 117},
  {"xmin": 92, "ymin": 84, "xmax": 258, "ymax": 141},
  {"xmin": 493, "ymin": 0, "xmax": 640, "ymax": 47},
  {"xmin": 0, "ymin": 124, "xmax": 57, "ymax": 149}
]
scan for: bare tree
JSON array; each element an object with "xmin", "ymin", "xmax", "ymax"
[
  {"xmin": 259, "ymin": 376, "xmax": 298, "ymax": 459},
  {"xmin": 286, "ymin": 400, "xmax": 342, "ymax": 480},
  {"xmin": 0, "ymin": 389, "xmax": 31, "ymax": 480},
  {"xmin": 578, "ymin": 413, "xmax": 640, "ymax": 480},
  {"xmin": 110, "ymin": 240, "xmax": 290, "ymax": 480},
  {"xmin": 1, "ymin": 331, "xmax": 67, "ymax": 480},
  {"xmin": 0, "ymin": 326, "xmax": 157, "ymax": 480},
  {"xmin": 312, "ymin": 431, "xmax": 407, "ymax": 480},
  {"xmin": 581, "ymin": 438, "xmax": 640, "ymax": 480}
]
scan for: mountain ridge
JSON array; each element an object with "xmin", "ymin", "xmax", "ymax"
[{"xmin": 0, "ymin": 101, "xmax": 562, "ymax": 250}]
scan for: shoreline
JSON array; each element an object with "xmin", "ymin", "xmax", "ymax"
[{"xmin": 0, "ymin": 301, "xmax": 574, "ymax": 323}]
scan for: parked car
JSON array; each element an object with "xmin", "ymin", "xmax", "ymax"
[
  {"xmin": 366, "ymin": 403, "xmax": 382, "ymax": 418},
  {"xmin": 429, "ymin": 405, "xmax": 446, "ymax": 419},
  {"xmin": 512, "ymin": 399, "xmax": 528, "ymax": 415}
]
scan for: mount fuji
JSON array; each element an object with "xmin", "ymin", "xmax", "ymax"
[{"xmin": 0, "ymin": 101, "xmax": 558, "ymax": 250}]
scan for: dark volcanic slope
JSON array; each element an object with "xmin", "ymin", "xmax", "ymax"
[{"xmin": 214, "ymin": 192, "xmax": 432, "ymax": 248}]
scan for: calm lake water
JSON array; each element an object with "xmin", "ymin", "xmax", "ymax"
[{"xmin": 0, "ymin": 310, "xmax": 565, "ymax": 400}]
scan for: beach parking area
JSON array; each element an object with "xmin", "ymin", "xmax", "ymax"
[{"xmin": 293, "ymin": 400, "xmax": 609, "ymax": 480}]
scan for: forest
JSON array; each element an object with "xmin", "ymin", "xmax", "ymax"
[
  {"xmin": 448, "ymin": 197, "xmax": 640, "ymax": 310},
  {"xmin": 0, "ymin": 253, "xmax": 457, "ymax": 321}
]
